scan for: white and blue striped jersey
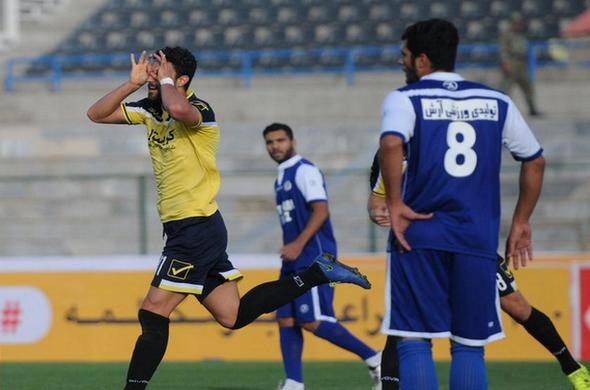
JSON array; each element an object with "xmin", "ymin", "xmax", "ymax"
[
  {"xmin": 275, "ymin": 155, "xmax": 337, "ymax": 271},
  {"xmin": 380, "ymin": 72, "xmax": 542, "ymax": 258}
]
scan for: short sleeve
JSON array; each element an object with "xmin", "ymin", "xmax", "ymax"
[
  {"xmin": 502, "ymin": 98, "xmax": 543, "ymax": 161},
  {"xmin": 294, "ymin": 164, "xmax": 328, "ymax": 203},
  {"xmin": 189, "ymin": 99, "xmax": 216, "ymax": 129},
  {"xmin": 380, "ymin": 90, "xmax": 416, "ymax": 143},
  {"xmin": 121, "ymin": 101, "xmax": 148, "ymax": 125}
]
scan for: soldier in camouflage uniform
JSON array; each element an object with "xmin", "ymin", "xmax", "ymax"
[{"xmin": 499, "ymin": 13, "xmax": 541, "ymax": 116}]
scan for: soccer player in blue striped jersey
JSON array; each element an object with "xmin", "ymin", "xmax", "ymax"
[
  {"xmin": 263, "ymin": 123, "xmax": 382, "ymax": 390},
  {"xmin": 369, "ymin": 152, "xmax": 590, "ymax": 390},
  {"xmin": 379, "ymin": 19, "xmax": 545, "ymax": 390}
]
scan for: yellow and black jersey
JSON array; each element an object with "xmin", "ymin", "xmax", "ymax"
[
  {"xmin": 369, "ymin": 151, "xmax": 407, "ymax": 198},
  {"xmin": 121, "ymin": 89, "xmax": 220, "ymax": 222},
  {"xmin": 369, "ymin": 152, "xmax": 386, "ymax": 198}
]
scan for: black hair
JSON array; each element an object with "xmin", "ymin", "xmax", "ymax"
[
  {"xmin": 262, "ymin": 123, "xmax": 294, "ymax": 140},
  {"xmin": 401, "ymin": 19, "xmax": 459, "ymax": 71},
  {"xmin": 158, "ymin": 46, "xmax": 197, "ymax": 88}
]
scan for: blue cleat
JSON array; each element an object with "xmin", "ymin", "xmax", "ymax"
[{"xmin": 313, "ymin": 253, "xmax": 371, "ymax": 289}]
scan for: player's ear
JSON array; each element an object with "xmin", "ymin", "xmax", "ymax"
[
  {"xmin": 177, "ymin": 75, "xmax": 190, "ymax": 88},
  {"xmin": 415, "ymin": 53, "xmax": 433, "ymax": 74}
]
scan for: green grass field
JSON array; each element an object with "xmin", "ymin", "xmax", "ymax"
[{"xmin": 0, "ymin": 361, "xmax": 582, "ymax": 389}]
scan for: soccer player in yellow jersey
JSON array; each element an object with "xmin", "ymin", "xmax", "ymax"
[{"xmin": 87, "ymin": 46, "xmax": 371, "ymax": 390}]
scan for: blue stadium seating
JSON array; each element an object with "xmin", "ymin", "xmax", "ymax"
[{"xmin": 41, "ymin": 0, "xmax": 586, "ymax": 74}]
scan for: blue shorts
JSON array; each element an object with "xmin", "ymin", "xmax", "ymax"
[
  {"xmin": 151, "ymin": 211, "xmax": 243, "ymax": 300},
  {"xmin": 381, "ymin": 249, "xmax": 504, "ymax": 346},
  {"xmin": 276, "ymin": 268, "xmax": 336, "ymax": 323}
]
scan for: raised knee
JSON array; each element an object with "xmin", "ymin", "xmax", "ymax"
[
  {"xmin": 301, "ymin": 321, "xmax": 320, "ymax": 333},
  {"xmin": 216, "ymin": 311, "xmax": 239, "ymax": 329}
]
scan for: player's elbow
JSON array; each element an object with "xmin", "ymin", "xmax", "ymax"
[
  {"xmin": 379, "ymin": 135, "xmax": 403, "ymax": 152},
  {"xmin": 167, "ymin": 103, "xmax": 194, "ymax": 121},
  {"xmin": 86, "ymin": 108, "xmax": 101, "ymax": 123}
]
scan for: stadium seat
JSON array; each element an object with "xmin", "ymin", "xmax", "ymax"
[
  {"xmin": 130, "ymin": 10, "xmax": 150, "ymax": 28},
  {"xmin": 553, "ymin": 0, "xmax": 584, "ymax": 15},
  {"xmin": 248, "ymin": 7, "xmax": 274, "ymax": 25},
  {"xmin": 337, "ymin": 4, "xmax": 365, "ymax": 23},
  {"xmin": 314, "ymin": 23, "xmax": 342, "ymax": 47},
  {"xmin": 43, "ymin": 0, "xmax": 578, "ymax": 73},
  {"xmin": 345, "ymin": 23, "xmax": 371, "ymax": 46},
  {"xmin": 253, "ymin": 25, "xmax": 280, "ymax": 48},
  {"xmin": 460, "ymin": 1, "xmax": 488, "ymax": 19},
  {"xmin": 274, "ymin": 7, "xmax": 298, "ymax": 24},
  {"xmin": 217, "ymin": 8, "xmax": 240, "ymax": 26},
  {"xmin": 193, "ymin": 28, "xmax": 224, "ymax": 51},
  {"xmin": 307, "ymin": 5, "xmax": 332, "ymax": 23},
  {"xmin": 284, "ymin": 24, "xmax": 312, "ymax": 47},
  {"xmin": 368, "ymin": 3, "xmax": 394, "ymax": 22},
  {"xmin": 490, "ymin": 0, "xmax": 511, "ymax": 18},
  {"xmin": 188, "ymin": 9, "xmax": 213, "ymax": 27}
]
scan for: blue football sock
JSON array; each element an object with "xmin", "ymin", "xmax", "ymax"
[
  {"xmin": 313, "ymin": 321, "xmax": 376, "ymax": 360},
  {"xmin": 450, "ymin": 343, "xmax": 487, "ymax": 390},
  {"xmin": 397, "ymin": 339, "xmax": 438, "ymax": 390},
  {"xmin": 279, "ymin": 326, "xmax": 304, "ymax": 383}
]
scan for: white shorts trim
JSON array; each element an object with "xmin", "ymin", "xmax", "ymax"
[
  {"xmin": 311, "ymin": 286, "xmax": 337, "ymax": 323},
  {"xmin": 219, "ymin": 269, "xmax": 243, "ymax": 280},
  {"xmin": 382, "ymin": 329, "xmax": 452, "ymax": 338},
  {"xmin": 159, "ymin": 279, "xmax": 203, "ymax": 294},
  {"xmin": 450, "ymin": 331, "xmax": 505, "ymax": 346}
]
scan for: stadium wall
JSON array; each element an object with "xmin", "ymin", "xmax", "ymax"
[{"xmin": 1, "ymin": 254, "xmax": 589, "ymax": 362}]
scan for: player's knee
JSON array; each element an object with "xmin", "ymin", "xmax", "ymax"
[
  {"xmin": 215, "ymin": 302, "xmax": 240, "ymax": 329},
  {"xmin": 300, "ymin": 321, "xmax": 320, "ymax": 332},
  {"xmin": 141, "ymin": 299, "xmax": 166, "ymax": 316},
  {"xmin": 216, "ymin": 309, "xmax": 239, "ymax": 329},
  {"xmin": 277, "ymin": 317, "xmax": 295, "ymax": 328},
  {"xmin": 218, "ymin": 317, "xmax": 236, "ymax": 329}
]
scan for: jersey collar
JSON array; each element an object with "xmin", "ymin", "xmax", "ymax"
[
  {"xmin": 277, "ymin": 154, "xmax": 302, "ymax": 171},
  {"xmin": 186, "ymin": 88, "xmax": 195, "ymax": 99},
  {"xmin": 420, "ymin": 71, "xmax": 464, "ymax": 81}
]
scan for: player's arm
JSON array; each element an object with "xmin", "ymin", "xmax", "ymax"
[
  {"xmin": 380, "ymin": 135, "xmax": 432, "ymax": 251},
  {"xmin": 87, "ymin": 51, "xmax": 148, "ymax": 124},
  {"xmin": 154, "ymin": 50, "xmax": 201, "ymax": 127},
  {"xmin": 507, "ymin": 155, "xmax": 545, "ymax": 269},
  {"xmin": 280, "ymin": 201, "xmax": 329, "ymax": 262},
  {"xmin": 379, "ymin": 91, "xmax": 433, "ymax": 251},
  {"xmin": 502, "ymin": 98, "xmax": 545, "ymax": 269},
  {"xmin": 280, "ymin": 164, "xmax": 329, "ymax": 262}
]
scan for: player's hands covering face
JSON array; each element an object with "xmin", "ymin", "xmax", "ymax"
[
  {"xmin": 154, "ymin": 50, "xmax": 177, "ymax": 82},
  {"xmin": 129, "ymin": 50, "xmax": 149, "ymax": 87}
]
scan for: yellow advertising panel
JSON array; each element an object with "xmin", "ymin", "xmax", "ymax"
[{"xmin": 0, "ymin": 254, "xmax": 586, "ymax": 362}]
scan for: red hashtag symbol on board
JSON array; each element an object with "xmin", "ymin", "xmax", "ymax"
[{"xmin": 1, "ymin": 301, "xmax": 21, "ymax": 333}]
